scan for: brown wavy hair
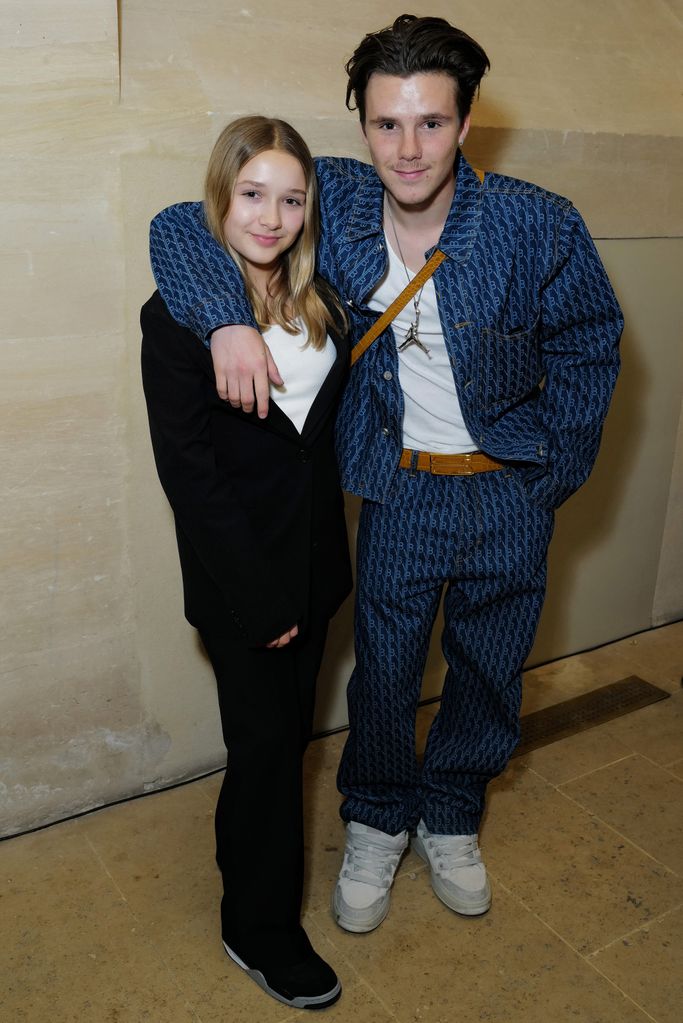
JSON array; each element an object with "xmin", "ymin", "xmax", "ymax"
[
  {"xmin": 204, "ymin": 116, "xmax": 341, "ymax": 349},
  {"xmin": 345, "ymin": 14, "xmax": 490, "ymax": 125}
]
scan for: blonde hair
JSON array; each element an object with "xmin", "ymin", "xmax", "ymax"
[{"xmin": 204, "ymin": 116, "xmax": 342, "ymax": 349}]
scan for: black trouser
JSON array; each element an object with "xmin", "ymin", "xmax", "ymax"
[{"xmin": 199, "ymin": 617, "xmax": 329, "ymax": 969}]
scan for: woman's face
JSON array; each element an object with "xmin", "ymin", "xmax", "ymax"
[{"xmin": 223, "ymin": 149, "xmax": 307, "ymax": 288}]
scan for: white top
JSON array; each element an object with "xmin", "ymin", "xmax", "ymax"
[
  {"xmin": 264, "ymin": 321, "xmax": 336, "ymax": 433},
  {"xmin": 368, "ymin": 237, "xmax": 477, "ymax": 453}
]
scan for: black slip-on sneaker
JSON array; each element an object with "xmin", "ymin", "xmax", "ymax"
[{"xmin": 223, "ymin": 941, "xmax": 342, "ymax": 1010}]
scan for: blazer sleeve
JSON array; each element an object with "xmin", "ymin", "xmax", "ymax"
[
  {"xmin": 140, "ymin": 293, "xmax": 302, "ymax": 646},
  {"xmin": 149, "ymin": 202, "xmax": 258, "ymax": 343}
]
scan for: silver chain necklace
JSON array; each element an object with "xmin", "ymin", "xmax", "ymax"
[{"xmin": 385, "ymin": 202, "xmax": 431, "ymax": 358}]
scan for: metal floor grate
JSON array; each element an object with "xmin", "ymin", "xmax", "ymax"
[{"xmin": 513, "ymin": 675, "xmax": 670, "ymax": 758}]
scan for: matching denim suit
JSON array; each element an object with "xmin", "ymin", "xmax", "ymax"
[{"xmin": 150, "ymin": 152, "xmax": 623, "ymax": 836}]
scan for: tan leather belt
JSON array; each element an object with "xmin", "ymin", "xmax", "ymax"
[{"xmin": 399, "ymin": 448, "xmax": 505, "ymax": 476}]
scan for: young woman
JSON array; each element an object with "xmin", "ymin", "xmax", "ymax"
[{"xmin": 141, "ymin": 117, "xmax": 351, "ymax": 1010}]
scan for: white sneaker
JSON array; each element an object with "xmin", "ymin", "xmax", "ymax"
[
  {"xmin": 412, "ymin": 819, "xmax": 491, "ymax": 916},
  {"xmin": 333, "ymin": 822, "xmax": 409, "ymax": 933}
]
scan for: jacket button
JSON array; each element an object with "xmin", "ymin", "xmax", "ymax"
[
  {"xmin": 298, "ymin": 449, "xmax": 310, "ymax": 462},
  {"xmin": 383, "ymin": 370, "xmax": 393, "ymax": 381},
  {"xmin": 381, "ymin": 426, "xmax": 390, "ymax": 436}
]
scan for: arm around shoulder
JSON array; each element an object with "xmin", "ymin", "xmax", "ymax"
[{"xmin": 149, "ymin": 201, "xmax": 257, "ymax": 340}]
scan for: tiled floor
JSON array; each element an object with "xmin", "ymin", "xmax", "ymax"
[{"xmin": 2, "ymin": 621, "xmax": 682, "ymax": 1022}]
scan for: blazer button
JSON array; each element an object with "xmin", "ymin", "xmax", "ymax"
[
  {"xmin": 298, "ymin": 449, "xmax": 310, "ymax": 463},
  {"xmin": 381, "ymin": 426, "xmax": 390, "ymax": 436},
  {"xmin": 383, "ymin": 370, "xmax": 393, "ymax": 381}
]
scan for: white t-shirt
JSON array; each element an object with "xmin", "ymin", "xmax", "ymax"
[
  {"xmin": 368, "ymin": 237, "xmax": 477, "ymax": 454},
  {"xmin": 264, "ymin": 321, "xmax": 336, "ymax": 434}
]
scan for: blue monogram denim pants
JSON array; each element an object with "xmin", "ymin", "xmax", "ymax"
[{"xmin": 337, "ymin": 466, "xmax": 554, "ymax": 836}]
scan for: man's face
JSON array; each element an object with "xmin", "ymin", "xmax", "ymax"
[{"xmin": 361, "ymin": 72, "xmax": 469, "ymax": 210}]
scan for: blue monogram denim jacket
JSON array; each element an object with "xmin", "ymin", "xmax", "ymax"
[{"xmin": 150, "ymin": 153, "xmax": 622, "ymax": 510}]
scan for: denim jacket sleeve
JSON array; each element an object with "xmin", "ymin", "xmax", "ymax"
[
  {"xmin": 149, "ymin": 201, "xmax": 257, "ymax": 345},
  {"xmin": 527, "ymin": 206, "xmax": 623, "ymax": 509}
]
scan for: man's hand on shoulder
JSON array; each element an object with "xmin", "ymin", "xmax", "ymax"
[{"xmin": 210, "ymin": 325, "xmax": 283, "ymax": 418}]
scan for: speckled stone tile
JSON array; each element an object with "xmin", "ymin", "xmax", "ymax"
[
  {"xmin": 310, "ymin": 875, "xmax": 653, "ymax": 1023},
  {"xmin": 0, "ymin": 820, "xmax": 198, "ymax": 1023},
  {"xmin": 598, "ymin": 689, "xmax": 683, "ymax": 766},
  {"xmin": 517, "ymin": 644, "xmax": 682, "ymax": 781},
  {"xmin": 78, "ymin": 781, "xmax": 220, "ymax": 935},
  {"xmin": 194, "ymin": 768, "xmax": 224, "ymax": 804},
  {"xmin": 519, "ymin": 724, "xmax": 633, "ymax": 785},
  {"xmin": 147, "ymin": 909, "xmax": 308, "ymax": 1023},
  {"xmin": 482, "ymin": 761, "xmax": 683, "ymax": 953},
  {"xmin": 2, "ymin": 818, "xmax": 116, "ymax": 927},
  {"xmin": 521, "ymin": 648, "xmax": 630, "ymax": 714},
  {"xmin": 597, "ymin": 622, "xmax": 683, "ymax": 694},
  {"xmin": 65, "ymin": 837, "xmax": 393, "ymax": 1023},
  {"xmin": 590, "ymin": 906, "xmax": 683, "ymax": 1023},
  {"xmin": 306, "ymin": 918, "xmax": 399, "ymax": 1023},
  {"xmin": 560, "ymin": 755, "xmax": 683, "ymax": 875}
]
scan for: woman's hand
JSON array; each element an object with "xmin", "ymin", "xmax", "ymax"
[
  {"xmin": 210, "ymin": 325, "xmax": 283, "ymax": 418},
  {"xmin": 265, "ymin": 624, "xmax": 299, "ymax": 649}
]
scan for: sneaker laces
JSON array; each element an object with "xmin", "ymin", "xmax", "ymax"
[
  {"xmin": 425, "ymin": 834, "xmax": 482, "ymax": 874},
  {"xmin": 341, "ymin": 834, "xmax": 402, "ymax": 890}
]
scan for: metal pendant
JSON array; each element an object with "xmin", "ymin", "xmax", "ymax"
[{"xmin": 398, "ymin": 315, "xmax": 431, "ymax": 357}]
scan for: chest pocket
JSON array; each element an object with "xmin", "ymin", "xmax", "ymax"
[{"xmin": 478, "ymin": 317, "xmax": 542, "ymax": 412}]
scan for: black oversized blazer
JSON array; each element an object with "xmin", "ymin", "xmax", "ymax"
[{"xmin": 140, "ymin": 289, "xmax": 352, "ymax": 647}]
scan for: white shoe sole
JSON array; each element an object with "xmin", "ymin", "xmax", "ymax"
[
  {"xmin": 331, "ymin": 886, "xmax": 390, "ymax": 933},
  {"xmin": 223, "ymin": 941, "xmax": 342, "ymax": 1009},
  {"xmin": 412, "ymin": 835, "xmax": 492, "ymax": 916}
]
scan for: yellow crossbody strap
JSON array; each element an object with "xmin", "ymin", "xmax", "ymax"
[
  {"xmin": 349, "ymin": 169, "xmax": 485, "ymax": 367},
  {"xmin": 350, "ymin": 248, "xmax": 447, "ymax": 367}
]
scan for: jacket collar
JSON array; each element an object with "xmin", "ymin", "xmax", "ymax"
[
  {"xmin": 345, "ymin": 152, "xmax": 484, "ymax": 265},
  {"xmin": 345, "ymin": 167, "xmax": 384, "ymax": 242}
]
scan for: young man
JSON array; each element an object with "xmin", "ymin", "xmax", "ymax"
[{"xmin": 150, "ymin": 15, "xmax": 622, "ymax": 933}]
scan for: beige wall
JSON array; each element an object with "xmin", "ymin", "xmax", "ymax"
[{"xmin": 1, "ymin": 1, "xmax": 682, "ymax": 836}]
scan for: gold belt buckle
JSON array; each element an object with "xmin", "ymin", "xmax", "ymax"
[
  {"xmin": 429, "ymin": 452, "xmax": 472, "ymax": 475},
  {"xmin": 460, "ymin": 453, "xmax": 475, "ymax": 476}
]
